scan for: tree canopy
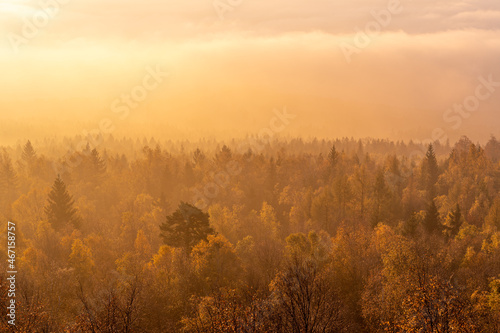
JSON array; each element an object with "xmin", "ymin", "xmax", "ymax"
[
  {"xmin": 44, "ymin": 175, "xmax": 79, "ymax": 230},
  {"xmin": 160, "ymin": 202, "xmax": 214, "ymax": 251}
]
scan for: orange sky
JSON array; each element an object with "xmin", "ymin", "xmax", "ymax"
[{"xmin": 1, "ymin": 0, "xmax": 499, "ymax": 144}]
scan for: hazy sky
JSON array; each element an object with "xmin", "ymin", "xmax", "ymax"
[{"xmin": 1, "ymin": 0, "xmax": 499, "ymax": 143}]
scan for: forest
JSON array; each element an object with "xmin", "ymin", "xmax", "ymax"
[{"xmin": 1, "ymin": 134, "xmax": 500, "ymax": 332}]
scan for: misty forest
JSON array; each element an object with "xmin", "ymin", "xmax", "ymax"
[{"xmin": 0, "ymin": 135, "xmax": 500, "ymax": 332}]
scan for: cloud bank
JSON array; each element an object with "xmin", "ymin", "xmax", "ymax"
[{"xmin": 0, "ymin": 0, "xmax": 499, "ymax": 143}]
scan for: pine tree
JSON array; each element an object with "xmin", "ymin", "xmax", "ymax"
[
  {"xmin": 328, "ymin": 144, "xmax": 338, "ymax": 168},
  {"xmin": 354, "ymin": 164, "xmax": 368, "ymax": 220},
  {"xmin": 356, "ymin": 140, "xmax": 364, "ymax": 161},
  {"xmin": 0, "ymin": 151, "xmax": 18, "ymax": 214},
  {"xmin": 371, "ymin": 168, "xmax": 390, "ymax": 227},
  {"xmin": 445, "ymin": 204, "xmax": 462, "ymax": 237},
  {"xmin": 215, "ymin": 145, "xmax": 232, "ymax": 166},
  {"xmin": 160, "ymin": 202, "xmax": 214, "ymax": 251},
  {"xmin": 424, "ymin": 200, "xmax": 441, "ymax": 234},
  {"xmin": 486, "ymin": 196, "xmax": 500, "ymax": 229},
  {"xmin": 485, "ymin": 135, "xmax": 500, "ymax": 163},
  {"xmin": 45, "ymin": 175, "xmax": 79, "ymax": 230},
  {"xmin": 183, "ymin": 162, "xmax": 195, "ymax": 187},
  {"xmin": 193, "ymin": 148, "xmax": 206, "ymax": 167},
  {"xmin": 22, "ymin": 140, "xmax": 37, "ymax": 165},
  {"xmin": 422, "ymin": 144, "xmax": 439, "ymax": 199},
  {"xmin": 89, "ymin": 148, "xmax": 106, "ymax": 181},
  {"xmin": 0, "ymin": 151, "xmax": 18, "ymax": 190}
]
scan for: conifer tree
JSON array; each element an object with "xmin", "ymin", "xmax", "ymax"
[
  {"xmin": 328, "ymin": 144, "xmax": 338, "ymax": 168},
  {"xmin": 215, "ymin": 145, "xmax": 232, "ymax": 166},
  {"xmin": 424, "ymin": 200, "xmax": 441, "ymax": 234},
  {"xmin": 45, "ymin": 175, "xmax": 79, "ymax": 230},
  {"xmin": 371, "ymin": 168, "xmax": 390, "ymax": 226},
  {"xmin": 160, "ymin": 202, "xmax": 214, "ymax": 251},
  {"xmin": 22, "ymin": 140, "xmax": 37, "ymax": 165},
  {"xmin": 193, "ymin": 148, "xmax": 206, "ymax": 167},
  {"xmin": 0, "ymin": 151, "xmax": 17, "ymax": 188},
  {"xmin": 445, "ymin": 204, "xmax": 462, "ymax": 237},
  {"xmin": 422, "ymin": 144, "xmax": 439, "ymax": 199},
  {"xmin": 0, "ymin": 151, "xmax": 18, "ymax": 213},
  {"xmin": 89, "ymin": 148, "xmax": 106, "ymax": 181}
]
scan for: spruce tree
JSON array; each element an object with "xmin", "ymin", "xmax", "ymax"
[
  {"xmin": 422, "ymin": 144, "xmax": 439, "ymax": 199},
  {"xmin": 371, "ymin": 168, "xmax": 390, "ymax": 227},
  {"xmin": 424, "ymin": 200, "xmax": 441, "ymax": 234},
  {"xmin": 22, "ymin": 140, "xmax": 37, "ymax": 164},
  {"xmin": 328, "ymin": 144, "xmax": 338, "ymax": 168},
  {"xmin": 22, "ymin": 140, "xmax": 38, "ymax": 176},
  {"xmin": 0, "ymin": 151, "xmax": 18, "ymax": 213},
  {"xmin": 0, "ymin": 152, "xmax": 18, "ymax": 193},
  {"xmin": 193, "ymin": 148, "xmax": 206, "ymax": 167},
  {"xmin": 89, "ymin": 148, "xmax": 106, "ymax": 181},
  {"xmin": 445, "ymin": 204, "xmax": 462, "ymax": 237},
  {"xmin": 45, "ymin": 175, "xmax": 79, "ymax": 230}
]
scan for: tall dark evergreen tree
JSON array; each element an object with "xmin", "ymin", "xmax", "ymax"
[
  {"xmin": 424, "ymin": 200, "xmax": 441, "ymax": 234},
  {"xmin": 89, "ymin": 148, "xmax": 106, "ymax": 181},
  {"xmin": 485, "ymin": 135, "xmax": 500, "ymax": 163},
  {"xmin": 328, "ymin": 144, "xmax": 338, "ymax": 168},
  {"xmin": 0, "ymin": 151, "xmax": 18, "ymax": 214},
  {"xmin": 215, "ymin": 145, "xmax": 232, "ymax": 167},
  {"xmin": 422, "ymin": 144, "xmax": 439, "ymax": 199},
  {"xmin": 371, "ymin": 168, "xmax": 390, "ymax": 227},
  {"xmin": 45, "ymin": 175, "xmax": 79, "ymax": 230},
  {"xmin": 160, "ymin": 202, "xmax": 214, "ymax": 251},
  {"xmin": 0, "ymin": 152, "xmax": 18, "ymax": 190},
  {"xmin": 445, "ymin": 204, "xmax": 462, "ymax": 237},
  {"xmin": 22, "ymin": 140, "xmax": 37, "ymax": 165},
  {"xmin": 183, "ymin": 162, "xmax": 195, "ymax": 187},
  {"xmin": 193, "ymin": 148, "xmax": 206, "ymax": 167}
]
